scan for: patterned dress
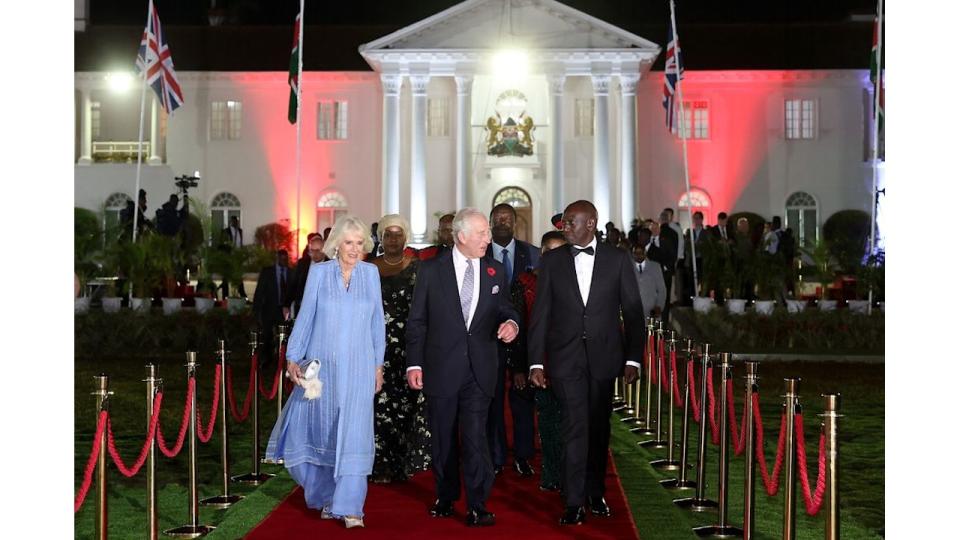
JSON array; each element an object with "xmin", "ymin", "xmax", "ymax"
[{"xmin": 372, "ymin": 260, "xmax": 431, "ymax": 480}]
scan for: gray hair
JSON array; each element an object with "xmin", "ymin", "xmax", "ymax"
[
  {"xmin": 323, "ymin": 214, "xmax": 374, "ymax": 259},
  {"xmin": 452, "ymin": 207, "xmax": 486, "ymax": 243}
]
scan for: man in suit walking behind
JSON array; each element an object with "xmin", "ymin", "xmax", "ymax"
[
  {"xmin": 406, "ymin": 208, "xmax": 520, "ymax": 527},
  {"xmin": 253, "ymin": 249, "xmax": 291, "ymax": 369},
  {"xmin": 528, "ymin": 200, "xmax": 645, "ymax": 525}
]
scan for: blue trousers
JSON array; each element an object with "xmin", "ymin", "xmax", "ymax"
[{"xmin": 288, "ymin": 463, "xmax": 368, "ymax": 518}]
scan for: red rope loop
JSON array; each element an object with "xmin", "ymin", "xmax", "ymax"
[
  {"xmin": 226, "ymin": 353, "xmax": 257, "ymax": 422},
  {"xmin": 688, "ymin": 360, "xmax": 701, "ymax": 422},
  {"xmin": 196, "ymin": 363, "xmax": 222, "ymax": 443},
  {"xmin": 259, "ymin": 346, "xmax": 285, "ymax": 399},
  {"xmin": 754, "ymin": 393, "xmax": 788, "ymax": 496},
  {"xmin": 74, "ymin": 410, "xmax": 108, "ymax": 513},
  {"xmin": 106, "ymin": 391, "xmax": 164, "ymax": 477},
  {"xmin": 156, "ymin": 378, "xmax": 194, "ymax": 458},
  {"xmin": 795, "ymin": 413, "xmax": 828, "ymax": 515},
  {"xmin": 727, "ymin": 379, "xmax": 748, "ymax": 455},
  {"xmin": 706, "ymin": 366, "xmax": 720, "ymax": 444},
  {"xmin": 671, "ymin": 349, "xmax": 683, "ymax": 408}
]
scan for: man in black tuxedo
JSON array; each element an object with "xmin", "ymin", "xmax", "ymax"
[
  {"xmin": 252, "ymin": 249, "xmax": 291, "ymax": 369},
  {"xmin": 406, "ymin": 208, "xmax": 520, "ymax": 528},
  {"xmin": 647, "ymin": 217, "xmax": 679, "ymax": 322},
  {"xmin": 485, "ymin": 203, "xmax": 540, "ymax": 479},
  {"xmin": 528, "ymin": 200, "xmax": 645, "ymax": 525}
]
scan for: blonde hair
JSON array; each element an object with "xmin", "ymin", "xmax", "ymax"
[
  {"xmin": 323, "ymin": 215, "xmax": 374, "ymax": 259},
  {"xmin": 377, "ymin": 214, "xmax": 411, "ymax": 246}
]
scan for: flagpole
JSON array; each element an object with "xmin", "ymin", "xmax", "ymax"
[
  {"xmin": 670, "ymin": 0, "xmax": 699, "ymax": 299},
  {"xmin": 294, "ymin": 0, "xmax": 305, "ymax": 259},
  {"xmin": 867, "ymin": 0, "xmax": 883, "ymax": 315},
  {"xmin": 132, "ymin": 0, "xmax": 153, "ymax": 246}
]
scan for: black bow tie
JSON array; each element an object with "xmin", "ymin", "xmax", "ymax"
[{"xmin": 571, "ymin": 245, "xmax": 595, "ymax": 256}]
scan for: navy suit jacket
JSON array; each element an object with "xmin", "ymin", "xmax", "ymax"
[{"xmin": 405, "ymin": 249, "xmax": 520, "ymax": 398}]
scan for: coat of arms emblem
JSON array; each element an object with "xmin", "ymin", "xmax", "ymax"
[{"xmin": 485, "ymin": 90, "xmax": 536, "ymax": 157}]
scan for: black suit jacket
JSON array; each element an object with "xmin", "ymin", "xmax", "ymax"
[
  {"xmin": 485, "ymin": 239, "xmax": 540, "ymax": 282},
  {"xmin": 252, "ymin": 265, "xmax": 290, "ymax": 325},
  {"xmin": 283, "ymin": 256, "xmax": 313, "ymax": 314},
  {"xmin": 485, "ymin": 239, "xmax": 539, "ymax": 372},
  {"xmin": 646, "ymin": 231, "xmax": 678, "ymax": 274},
  {"xmin": 405, "ymin": 250, "xmax": 520, "ymax": 398},
  {"xmin": 527, "ymin": 243, "xmax": 645, "ymax": 381}
]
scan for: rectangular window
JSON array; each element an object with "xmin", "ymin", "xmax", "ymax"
[
  {"xmin": 427, "ymin": 97, "xmax": 450, "ymax": 137},
  {"xmin": 318, "ymin": 101, "xmax": 348, "ymax": 140},
  {"xmin": 210, "ymin": 100, "xmax": 242, "ymax": 140},
  {"xmin": 91, "ymin": 101, "xmax": 101, "ymax": 140},
  {"xmin": 785, "ymin": 98, "xmax": 816, "ymax": 140},
  {"xmin": 672, "ymin": 100, "xmax": 709, "ymax": 140},
  {"xmin": 574, "ymin": 98, "xmax": 594, "ymax": 137}
]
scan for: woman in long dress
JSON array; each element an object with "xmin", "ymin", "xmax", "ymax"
[
  {"xmin": 369, "ymin": 214, "xmax": 431, "ymax": 482},
  {"xmin": 265, "ymin": 215, "xmax": 386, "ymax": 529}
]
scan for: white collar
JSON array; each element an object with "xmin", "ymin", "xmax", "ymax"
[
  {"xmin": 493, "ymin": 237, "xmax": 516, "ymax": 252},
  {"xmin": 452, "ymin": 245, "xmax": 475, "ymax": 266}
]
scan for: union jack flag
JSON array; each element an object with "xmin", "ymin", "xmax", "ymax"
[
  {"xmin": 135, "ymin": 0, "xmax": 184, "ymax": 114},
  {"xmin": 662, "ymin": 24, "xmax": 684, "ymax": 131}
]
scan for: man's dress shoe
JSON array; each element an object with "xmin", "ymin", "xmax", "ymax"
[
  {"xmin": 588, "ymin": 496, "xmax": 612, "ymax": 517},
  {"xmin": 429, "ymin": 499, "xmax": 454, "ymax": 518},
  {"xmin": 559, "ymin": 506, "xmax": 586, "ymax": 525},
  {"xmin": 513, "ymin": 458, "xmax": 535, "ymax": 477},
  {"xmin": 465, "ymin": 508, "xmax": 495, "ymax": 527}
]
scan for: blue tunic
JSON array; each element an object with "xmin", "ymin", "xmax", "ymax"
[{"xmin": 265, "ymin": 260, "xmax": 386, "ymax": 478}]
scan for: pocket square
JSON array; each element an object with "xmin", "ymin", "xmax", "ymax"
[{"xmin": 492, "ymin": 285, "xmax": 500, "ymax": 294}]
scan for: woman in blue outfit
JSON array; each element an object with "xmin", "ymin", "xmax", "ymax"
[{"xmin": 265, "ymin": 215, "xmax": 386, "ymax": 529}]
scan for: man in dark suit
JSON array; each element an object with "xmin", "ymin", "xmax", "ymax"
[
  {"xmin": 710, "ymin": 212, "xmax": 734, "ymax": 304},
  {"xmin": 221, "ymin": 215, "xmax": 243, "ymax": 248},
  {"xmin": 682, "ymin": 210, "xmax": 708, "ymax": 301},
  {"xmin": 252, "ymin": 249, "xmax": 291, "ymax": 369},
  {"xmin": 406, "ymin": 208, "xmax": 520, "ymax": 528},
  {"xmin": 485, "ymin": 203, "xmax": 540, "ymax": 479},
  {"xmin": 647, "ymin": 218, "xmax": 678, "ymax": 322},
  {"xmin": 283, "ymin": 234, "xmax": 324, "ymax": 319},
  {"xmin": 528, "ymin": 200, "xmax": 645, "ymax": 525},
  {"xmin": 418, "ymin": 213, "xmax": 455, "ymax": 260}
]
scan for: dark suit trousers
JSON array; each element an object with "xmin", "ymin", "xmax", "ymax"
[
  {"xmin": 487, "ymin": 357, "xmax": 535, "ymax": 466},
  {"xmin": 552, "ymin": 374, "xmax": 615, "ymax": 508},
  {"xmin": 662, "ymin": 269, "xmax": 675, "ymax": 323},
  {"xmin": 428, "ymin": 369, "xmax": 495, "ymax": 511}
]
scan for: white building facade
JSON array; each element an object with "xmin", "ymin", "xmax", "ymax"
[{"xmin": 74, "ymin": 0, "xmax": 879, "ymax": 249}]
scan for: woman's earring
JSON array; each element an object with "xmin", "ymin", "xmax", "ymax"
[{"xmin": 334, "ymin": 247, "xmax": 339, "ymax": 258}]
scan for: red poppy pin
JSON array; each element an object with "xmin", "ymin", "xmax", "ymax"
[{"xmin": 487, "ymin": 267, "xmax": 496, "ymax": 277}]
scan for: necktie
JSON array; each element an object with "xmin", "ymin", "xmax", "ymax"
[
  {"xmin": 572, "ymin": 245, "xmax": 595, "ymax": 256},
  {"xmin": 501, "ymin": 248, "xmax": 512, "ymax": 285},
  {"xmin": 461, "ymin": 259, "xmax": 474, "ymax": 327}
]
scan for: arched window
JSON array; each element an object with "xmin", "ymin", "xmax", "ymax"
[
  {"xmin": 211, "ymin": 192, "xmax": 242, "ymax": 242},
  {"xmin": 493, "ymin": 186, "xmax": 533, "ymax": 243},
  {"xmin": 316, "ymin": 191, "xmax": 348, "ymax": 236},
  {"xmin": 677, "ymin": 188, "xmax": 712, "ymax": 230},
  {"xmin": 103, "ymin": 192, "xmax": 132, "ymax": 234},
  {"xmin": 785, "ymin": 191, "xmax": 818, "ymax": 248}
]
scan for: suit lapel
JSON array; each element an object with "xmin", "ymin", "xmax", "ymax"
[
  {"xmin": 584, "ymin": 245, "xmax": 606, "ymax": 309},
  {"xmin": 564, "ymin": 247, "xmax": 586, "ymax": 307},
  {"xmin": 439, "ymin": 252, "xmax": 468, "ymax": 328},
  {"xmin": 514, "ymin": 242, "xmax": 528, "ymax": 280},
  {"xmin": 471, "ymin": 257, "xmax": 492, "ymax": 331}
]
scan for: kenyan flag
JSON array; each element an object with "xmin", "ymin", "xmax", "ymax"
[
  {"xmin": 287, "ymin": 12, "xmax": 301, "ymax": 124},
  {"xmin": 870, "ymin": 14, "xmax": 884, "ymax": 129}
]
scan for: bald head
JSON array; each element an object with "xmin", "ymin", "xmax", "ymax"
[{"xmin": 561, "ymin": 200, "xmax": 598, "ymax": 247}]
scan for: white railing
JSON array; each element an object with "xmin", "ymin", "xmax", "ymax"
[{"xmin": 91, "ymin": 141, "xmax": 151, "ymax": 163}]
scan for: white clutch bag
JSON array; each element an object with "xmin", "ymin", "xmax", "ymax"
[{"xmin": 301, "ymin": 360, "xmax": 322, "ymax": 400}]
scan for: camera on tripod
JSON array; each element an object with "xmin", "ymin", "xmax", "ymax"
[{"xmin": 174, "ymin": 171, "xmax": 200, "ymax": 195}]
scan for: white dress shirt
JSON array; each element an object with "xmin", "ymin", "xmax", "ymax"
[
  {"xmin": 530, "ymin": 238, "xmax": 640, "ymax": 372},
  {"xmin": 492, "ymin": 237, "xmax": 517, "ymax": 277}
]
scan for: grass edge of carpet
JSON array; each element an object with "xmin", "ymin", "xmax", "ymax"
[{"xmin": 203, "ymin": 470, "xmax": 296, "ymax": 539}]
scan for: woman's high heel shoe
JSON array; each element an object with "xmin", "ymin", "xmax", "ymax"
[{"xmin": 343, "ymin": 515, "xmax": 364, "ymax": 528}]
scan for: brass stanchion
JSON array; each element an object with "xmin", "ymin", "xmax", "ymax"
[
  {"xmin": 674, "ymin": 343, "xmax": 718, "ymax": 512},
  {"xmin": 822, "ymin": 393, "xmax": 841, "ymax": 540},
  {"xmin": 145, "ymin": 365, "xmax": 162, "ymax": 540},
  {"xmin": 234, "ymin": 331, "xmax": 275, "ymax": 484},
  {"xmin": 262, "ymin": 324, "xmax": 289, "ymax": 466},
  {"xmin": 632, "ymin": 318, "xmax": 658, "ymax": 435},
  {"xmin": 782, "ymin": 378, "xmax": 801, "ymax": 540},
  {"xmin": 164, "ymin": 352, "xmax": 215, "ymax": 538},
  {"xmin": 693, "ymin": 352, "xmax": 743, "ymax": 537},
  {"xmin": 620, "ymin": 376, "xmax": 636, "ymax": 417},
  {"xmin": 639, "ymin": 322, "xmax": 668, "ymax": 448},
  {"xmin": 662, "ymin": 338, "xmax": 697, "ymax": 490},
  {"xmin": 612, "ymin": 376, "xmax": 626, "ymax": 411},
  {"xmin": 651, "ymin": 331, "xmax": 681, "ymax": 469},
  {"xmin": 201, "ymin": 340, "xmax": 244, "ymax": 508},
  {"xmin": 93, "ymin": 374, "xmax": 111, "ymax": 540},
  {"xmin": 742, "ymin": 361, "xmax": 759, "ymax": 540}
]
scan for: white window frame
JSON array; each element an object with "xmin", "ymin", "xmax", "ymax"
[
  {"xmin": 785, "ymin": 98, "xmax": 817, "ymax": 140},
  {"xmin": 211, "ymin": 192, "xmax": 242, "ymax": 245},
  {"xmin": 672, "ymin": 100, "xmax": 710, "ymax": 140},
  {"xmin": 785, "ymin": 191, "xmax": 820, "ymax": 248},
  {"xmin": 316, "ymin": 191, "xmax": 348, "ymax": 233},
  {"xmin": 574, "ymin": 98, "xmax": 594, "ymax": 137},
  {"xmin": 210, "ymin": 100, "xmax": 242, "ymax": 140},
  {"xmin": 317, "ymin": 101, "xmax": 348, "ymax": 140},
  {"xmin": 91, "ymin": 101, "xmax": 101, "ymax": 140},
  {"xmin": 427, "ymin": 97, "xmax": 450, "ymax": 137}
]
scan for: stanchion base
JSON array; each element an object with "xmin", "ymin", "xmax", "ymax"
[
  {"xmin": 199, "ymin": 494, "xmax": 244, "ymax": 508},
  {"xmin": 631, "ymin": 427, "xmax": 656, "ymax": 436},
  {"xmin": 693, "ymin": 524, "xmax": 744, "ymax": 538},
  {"xmin": 612, "ymin": 399, "xmax": 627, "ymax": 409},
  {"xmin": 261, "ymin": 457, "xmax": 284, "ymax": 465},
  {"xmin": 163, "ymin": 524, "xmax": 215, "ymax": 538},
  {"xmin": 650, "ymin": 458, "xmax": 681, "ymax": 471},
  {"xmin": 621, "ymin": 416, "xmax": 643, "ymax": 425},
  {"xmin": 619, "ymin": 407, "xmax": 636, "ymax": 417},
  {"xmin": 638, "ymin": 439, "xmax": 668, "ymax": 449},
  {"xmin": 232, "ymin": 472, "xmax": 276, "ymax": 485},
  {"xmin": 660, "ymin": 478, "xmax": 697, "ymax": 491},
  {"xmin": 674, "ymin": 496, "xmax": 718, "ymax": 512}
]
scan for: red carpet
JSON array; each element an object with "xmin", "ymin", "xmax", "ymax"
[{"xmin": 246, "ymin": 454, "xmax": 638, "ymax": 539}]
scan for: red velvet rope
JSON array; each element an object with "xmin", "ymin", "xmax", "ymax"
[
  {"xmin": 688, "ymin": 360, "xmax": 701, "ymax": 422},
  {"xmin": 671, "ymin": 349, "xmax": 683, "ymax": 408},
  {"xmin": 196, "ymin": 364, "xmax": 222, "ymax": 443},
  {"xmin": 156, "ymin": 378, "xmax": 194, "ymax": 458},
  {"xmin": 106, "ymin": 392, "xmax": 164, "ymax": 477},
  {"xmin": 727, "ymin": 379, "xmax": 748, "ymax": 456},
  {"xmin": 754, "ymin": 393, "xmax": 788, "ymax": 496},
  {"xmin": 795, "ymin": 413, "xmax": 828, "ymax": 515},
  {"xmin": 258, "ymin": 345, "xmax": 285, "ymax": 399},
  {"xmin": 74, "ymin": 410, "xmax": 108, "ymax": 513},
  {"xmin": 226, "ymin": 352, "xmax": 257, "ymax": 423},
  {"xmin": 706, "ymin": 367, "xmax": 720, "ymax": 444}
]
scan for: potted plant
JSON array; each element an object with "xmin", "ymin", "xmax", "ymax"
[
  {"xmin": 208, "ymin": 245, "xmax": 251, "ymax": 314},
  {"xmin": 801, "ymin": 239, "xmax": 839, "ymax": 311},
  {"xmin": 853, "ymin": 255, "xmax": 884, "ymax": 314},
  {"xmin": 75, "ymin": 207, "xmax": 104, "ymax": 314},
  {"xmin": 751, "ymin": 251, "xmax": 783, "ymax": 316}
]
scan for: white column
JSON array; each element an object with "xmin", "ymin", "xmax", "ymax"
[
  {"xmin": 78, "ymin": 87, "xmax": 93, "ymax": 165},
  {"xmin": 549, "ymin": 74, "xmax": 566, "ymax": 214},
  {"xmin": 409, "ymin": 74, "xmax": 430, "ymax": 243},
  {"xmin": 148, "ymin": 96, "xmax": 162, "ymax": 165},
  {"xmin": 380, "ymin": 74, "xmax": 402, "ymax": 215},
  {"xmin": 592, "ymin": 74, "xmax": 611, "ymax": 225},
  {"xmin": 454, "ymin": 75, "xmax": 473, "ymax": 211},
  {"xmin": 619, "ymin": 74, "xmax": 640, "ymax": 230}
]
